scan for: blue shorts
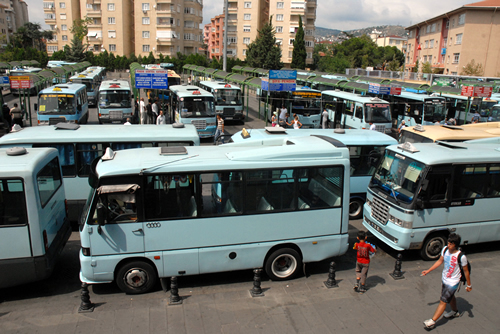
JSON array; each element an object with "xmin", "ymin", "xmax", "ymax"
[{"xmin": 440, "ymin": 282, "xmax": 459, "ymax": 303}]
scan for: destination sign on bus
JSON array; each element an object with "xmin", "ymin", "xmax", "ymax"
[
  {"xmin": 292, "ymin": 91, "xmax": 321, "ymax": 98},
  {"xmin": 365, "ymin": 103, "xmax": 389, "ymax": 108}
]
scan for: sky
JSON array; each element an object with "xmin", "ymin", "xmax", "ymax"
[{"xmin": 26, "ymin": 0, "xmax": 474, "ymax": 32}]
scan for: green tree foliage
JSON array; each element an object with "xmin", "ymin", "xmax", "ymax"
[
  {"xmin": 11, "ymin": 22, "xmax": 53, "ymax": 51},
  {"xmin": 291, "ymin": 16, "xmax": 306, "ymax": 70},
  {"xmin": 246, "ymin": 17, "xmax": 283, "ymax": 70},
  {"xmin": 0, "ymin": 46, "xmax": 48, "ymax": 66},
  {"xmin": 421, "ymin": 61, "xmax": 433, "ymax": 73},
  {"xmin": 461, "ymin": 59, "xmax": 484, "ymax": 76},
  {"xmin": 70, "ymin": 17, "xmax": 93, "ymax": 42},
  {"xmin": 50, "ymin": 50, "xmax": 67, "ymax": 60},
  {"xmin": 312, "ymin": 43, "xmax": 329, "ymax": 70},
  {"xmin": 66, "ymin": 35, "xmax": 86, "ymax": 62}
]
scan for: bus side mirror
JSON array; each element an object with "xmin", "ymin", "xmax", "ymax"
[
  {"xmin": 421, "ymin": 179, "xmax": 429, "ymax": 192},
  {"xmin": 34, "ymin": 103, "xmax": 38, "ymax": 111},
  {"xmin": 416, "ymin": 198, "xmax": 425, "ymax": 210},
  {"xmin": 96, "ymin": 203, "xmax": 106, "ymax": 226}
]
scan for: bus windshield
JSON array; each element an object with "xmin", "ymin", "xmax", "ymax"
[
  {"xmin": 399, "ymin": 130, "xmax": 434, "ymax": 144},
  {"xmin": 38, "ymin": 94, "xmax": 76, "ymax": 115},
  {"xmin": 180, "ymin": 97, "xmax": 215, "ymax": 118},
  {"xmin": 489, "ymin": 106, "xmax": 500, "ymax": 122},
  {"xmin": 72, "ymin": 79, "xmax": 93, "ymax": 92},
  {"xmin": 370, "ymin": 150, "xmax": 425, "ymax": 205},
  {"xmin": 216, "ymin": 89, "xmax": 242, "ymax": 105},
  {"xmin": 424, "ymin": 101, "xmax": 446, "ymax": 122},
  {"xmin": 365, "ymin": 103, "xmax": 391, "ymax": 123},
  {"xmin": 99, "ymin": 91, "xmax": 132, "ymax": 108},
  {"xmin": 168, "ymin": 77, "xmax": 181, "ymax": 86}
]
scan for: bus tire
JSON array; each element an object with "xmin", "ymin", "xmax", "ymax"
[
  {"xmin": 265, "ymin": 248, "xmax": 302, "ymax": 281},
  {"xmin": 420, "ymin": 233, "xmax": 448, "ymax": 261},
  {"xmin": 116, "ymin": 260, "xmax": 158, "ymax": 294},
  {"xmin": 349, "ymin": 198, "xmax": 364, "ymax": 220}
]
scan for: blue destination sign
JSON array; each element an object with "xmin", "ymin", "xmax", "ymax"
[
  {"xmin": 261, "ymin": 78, "xmax": 296, "ymax": 92},
  {"xmin": 368, "ymin": 83, "xmax": 391, "ymax": 95},
  {"xmin": 135, "ymin": 70, "xmax": 169, "ymax": 89},
  {"xmin": 269, "ymin": 70, "xmax": 297, "ymax": 80}
]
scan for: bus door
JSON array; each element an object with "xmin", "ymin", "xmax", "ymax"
[
  {"xmin": 353, "ymin": 103, "xmax": 364, "ymax": 128},
  {"xmin": 89, "ymin": 183, "xmax": 145, "ymax": 259}
]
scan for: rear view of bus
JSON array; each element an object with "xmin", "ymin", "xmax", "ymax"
[
  {"xmin": 290, "ymin": 87, "xmax": 322, "ymax": 128},
  {"xmin": 98, "ymin": 80, "xmax": 132, "ymax": 123},
  {"xmin": 0, "ymin": 147, "xmax": 71, "ymax": 289},
  {"xmin": 199, "ymin": 81, "xmax": 244, "ymax": 122},
  {"xmin": 36, "ymin": 83, "xmax": 89, "ymax": 125},
  {"xmin": 170, "ymin": 85, "xmax": 216, "ymax": 138},
  {"xmin": 70, "ymin": 68, "xmax": 102, "ymax": 106}
]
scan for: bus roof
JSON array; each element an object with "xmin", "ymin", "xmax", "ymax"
[
  {"xmin": 199, "ymin": 81, "xmax": 241, "ymax": 90},
  {"xmin": 294, "ymin": 86, "xmax": 321, "ymax": 93},
  {"xmin": 70, "ymin": 70, "xmax": 100, "ymax": 80},
  {"xmin": 170, "ymin": 85, "xmax": 213, "ymax": 98},
  {"xmin": 401, "ymin": 123, "xmax": 500, "ymax": 142},
  {"xmin": 99, "ymin": 79, "xmax": 131, "ymax": 91},
  {"xmin": 95, "ymin": 135, "xmax": 350, "ymax": 178},
  {"xmin": 322, "ymin": 90, "xmax": 389, "ymax": 104},
  {"xmin": 39, "ymin": 83, "xmax": 87, "ymax": 95},
  {"xmin": 231, "ymin": 128, "xmax": 397, "ymax": 146},
  {"xmin": 0, "ymin": 124, "xmax": 200, "ymax": 146},
  {"xmin": 398, "ymin": 91, "xmax": 445, "ymax": 101},
  {"xmin": 388, "ymin": 141, "xmax": 500, "ymax": 165},
  {"xmin": 0, "ymin": 147, "xmax": 59, "ymax": 175}
]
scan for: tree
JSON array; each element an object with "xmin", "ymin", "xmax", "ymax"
[
  {"xmin": 66, "ymin": 35, "xmax": 86, "ymax": 62},
  {"xmin": 11, "ymin": 22, "xmax": 53, "ymax": 51},
  {"xmin": 246, "ymin": 17, "xmax": 283, "ymax": 70},
  {"xmin": 70, "ymin": 17, "xmax": 93, "ymax": 51},
  {"xmin": 461, "ymin": 59, "xmax": 484, "ymax": 76},
  {"xmin": 421, "ymin": 61, "xmax": 433, "ymax": 73},
  {"xmin": 291, "ymin": 16, "xmax": 306, "ymax": 70}
]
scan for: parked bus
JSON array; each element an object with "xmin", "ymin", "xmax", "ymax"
[
  {"xmin": 35, "ymin": 83, "xmax": 89, "ymax": 125},
  {"xmin": 399, "ymin": 123, "xmax": 500, "ymax": 143},
  {"xmin": 79, "ymin": 135, "xmax": 351, "ymax": 294},
  {"xmin": 9, "ymin": 67, "xmax": 43, "ymax": 95},
  {"xmin": 97, "ymin": 79, "xmax": 133, "ymax": 124},
  {"xmin": 231, "ymin": 127, "xmax": 397, "ymax": 219},
  {"xmin": 391, "ymin": 91, "xmax": 446, "ymax": 127},
  {"xmin": 69, "ymin": 69, "xmax": 102, "ymax": 106},
  {"xmin": 0, "ymin": 124, "xmax": 200, "ymax": 221},
  {"xmin": 86, "ymin": 66, "xmax": 106, "ymax": 84},
  {"xmin": 169, "ymin": 85, "xmax": 216, "ymax": 138},
  {"xmin": 322, "ymin": 90, "xmax": 392, "ymax": 133},
  {"xmin": 0, "ymin": 147, "xmax": 71, "ymax": 288},
  {"xmin": 198, "ymin": 81, "xmax": 244, "ymax": 122},
  {"xmin": 363, "ymin": 140, "xmax": 500, "ymax": 260}
]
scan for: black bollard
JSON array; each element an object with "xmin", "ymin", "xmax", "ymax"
[
  {"xmin": 250, "ymin": 268, "xmax": 265, "ymax": 297},
  {"xmin": 169, "ymin": 276, "xmax": 183, "ymax": 305},
  {"xmin": 324, "ymin": 261, "xmax": 339, "ymax": 288},
  {"xmin": 78, "ymin": 282, "xmax": 95, "ymax": 313},
  {"xmin": 389, "ymin": 253, "xmax": 405, "ymax": 280}
]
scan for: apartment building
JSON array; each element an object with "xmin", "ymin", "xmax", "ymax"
[
  {"xmin": 406, "ymin": 0, "xmax": 500, "ymax": 76},
  {"xmin": 226, "ymin": 0, "xmax": 316, "ymax": 66},
  {"xmin": 370, "ymin": 32, "xmax": 407, "ymax": 53},
  {"xmin": 0, "ymin": 4, "xmax": 8, "ymax": 45},
  {"xmin": 0, "ymin": 0, "xmax": 29, "ymax": 45},
  {"xmin": 204, "ymin": 13, "xmax": 224, "ymax": 60},
  {"xmin": 44, "ymin": 0, "xmax": 203, "ymax": 57}
]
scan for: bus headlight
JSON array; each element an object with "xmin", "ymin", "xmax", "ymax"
[
  {"xmin": 365, "ymin": 199, "xmax": 372, "ymax": 207},
  {"xmin": 38, "ymin": 121, "xmax": 49, "ymax": 125},
  {"xmin": 388, "ymin": 214, "xmax": 412, "ymax": 228}
]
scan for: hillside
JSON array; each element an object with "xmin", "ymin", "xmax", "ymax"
[{"xmin": 315, "ymin": 25, "xmax": 407, "ymax": 38}]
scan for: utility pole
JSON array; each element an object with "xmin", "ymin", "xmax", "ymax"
[{"xmin": 223, "ymin": 0, "xmax": 228, "ymax": 72}]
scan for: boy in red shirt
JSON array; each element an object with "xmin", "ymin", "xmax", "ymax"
[{"xmin": 353, "ymin": 230, "xmax": 376, "ymax": 293}]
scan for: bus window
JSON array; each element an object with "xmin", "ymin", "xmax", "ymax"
[
  {"xmin": 297, "ymin": 167, "xmax": 343, "ymax": 209},
  {"xmin": 488, "ymin": 165, "xmax": 500, "ymax": 197},
  {"xmin": 111, "ymin": 143, "xmax": 152, "ymax": 151},
  {"xmin": 348, "ymin": 146, "xmax": 384, "ymax": 176},
  {"xmin": 355, "ymin": 105, "xmax": 363, "ymax": 120},
  {"xmin": 452, "ymin": 164, "xmax": 488, "ymax": 199},
  {"xmin": 216, "ymin": 90, "xmax": 242, "ymax": 105},
  {"xmin": 181, "ymin": 99, "xmax": 215, "ymax": 117},
  {"xmin": 93, "ymin": 184, "xmax": 138, "ymax": 223},
  {"xmin": 37, "ymin": 157, "xmax": 63, "ymax": 208},
  {"xmin": 0, "ymin": 179, "xmax": 28, "ymax": 226},
  {"xmin": 201, "ymin": 172, "xmax": 243, "ymax": 216},
  {"xmin": 39, "ymin": 94, "xmax": 76, "ymax": 115},
  {"xmin": 77, "ymin": 143, "xmax": 105, "ymax": 177},
  {"xmin": 365, "ymin": 104, "xmax": 391, "ymax": 123},
  {"xmin": 34, "ymin": 144, "xmax": 75, "ymax": 177}
]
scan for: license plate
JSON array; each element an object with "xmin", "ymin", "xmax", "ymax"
[
  {"xmin": 224, "ymin": 116, "xmax": 233, "ymax": 120},
  {"xmin": 368, "ymin": 219, "xmax": 382, "ymax": 233}
]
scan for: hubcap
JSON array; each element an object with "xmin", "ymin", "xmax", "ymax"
[
  {"xmin": 349, "ymin": 201, "xmax": 362, "ymax": 217},
  {"xmin": 272, "ymin": 254, "xmax": 297, "ymax": 279},
  {"xmin": 427, "ymin": 239, "xmax": 444, "ymax": 257},
  {"xmin": 124, "ymin": 268, "xmax": 148, "ymax": 288}
]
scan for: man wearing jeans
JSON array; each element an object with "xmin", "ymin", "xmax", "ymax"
[{"xmin": 214, "ymin": 114, "xmax": 224, "ymax": 145}]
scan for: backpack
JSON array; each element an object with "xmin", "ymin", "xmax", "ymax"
[{"xmin": 443, "ymin": 246, "xmax": 471, "ymax": 284}]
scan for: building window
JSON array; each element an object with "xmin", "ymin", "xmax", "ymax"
[
  {"xmin": 288, "ymin": 51, "xmax": 293, "ymax": 58},
  {"xmin": 143, "ymin": 17, "xmax": 150, "ymax": 25},
  {"xmin": 276, "ymin": 38, "xmax": 282, "ymax": 45},
  {"xmin": 291, "ymin": 1, "xmax": 306, "ymax": 9},
  {"xmin": 426, "ymin": 25, "xmax": 431, "ymax": 33},
  {"xmin": 276, "ymin": 14, "xmax": 284, "ymax": 21},
  {"xmin": 423, "ymin": 56, "xmax": 427, "ymax": 62},
  {"xmin": 244, "ymin": 2, "xmax": 252, "ymax": 8},
  {"xmin": 44, "ymin": 2, "xmax": 55, "ymax": 9},
  {"xmin": 451, "ymin": 18, "xmax": 455, "ymax": 27},
  {"xmin": 60, "ymin": 13, "xmax": 66, "ymax": 20},
  {"xmin": 177, "ymin": 19, "xmax": 180, "ymax": 26},
  {"xmin": 289, "ymin": 38, "xmax": 295, "ymax": 45},
  {"xmin": 62, "ymin": 35, "xmax": 68, "ymax": 41},
  {"xmin": 108, "ymin": 3, "xmax": 115, "ymax": 11},
  {"xmin": 431, "ymin": 23, "xmax": 436, "ymax": 32},
  {"xmin": 243, "ymin": 25, "xmax": 251, "ymax": 32},
  {"xmin": 243, "ymin": 37, "xmax": 250, "ymax": 44},
  {"xmin": 459, "ymin": 13, "xmax": 466, "ymax": 25},
  {"xmin": 276, "ymin": 26, "xmax": 283, "ymax": 33},
  {"xmin": 109, "ymin": 44, "xmax": 116, "ymax": 52},
  {"xmin": 429, "ymin": 39, "xmax": 434, "ymax": 48},
  {"xmin": 443, "ymin": 37, "xmax": 447, "ymax": 46},
  {"xmin": 307, "ymin": 52, "xmax": 312, "ymax": 59},
  {"xmin": 47, "ymin": 46, "xmax": 58, "ymax": 52},
  {"xmin": 456, "ymin": 33, "xmax": 463, "ymax": 45},
  {"xmin": 305, "ymin": 30, "xmax": 313, "ymax": 36},
  {"xmin": 108, "ymin": 17, "xmax": 115, "ymax": 24},
  {"xmin": 108, "ymin": 30, "xmax": 116, "ymax": 38},
  {"xmin": 277, "ymin": 2, "xmax": 284, "ymax": 8},
  {"xmin": 428, "ymin": 55, "xmax": 432, "ymax": 63},
  {"xmin": 453, "ymin": 53, "xmax": 460, "ymax": 63},
  {"xmin": 143, "ymin": 45, "xmax": 150, "ymax": 52},
  {"xmin": 143, "ymin": 31, "xmax": 150, "ymax": 38},
  {"xmin": 424, "ymin": 40, "xmax": 428, "ymax": 48},
  {"xmin": 61, "ymin": 24, "xmax": 67, "ymax": 31},
  {"xmin": 243, "ymin": 49, "xmax": 247, "ymax": 56},
  {"xmin": 409, "ymin": 30, "xmax": 413, "ymax": 38},
  {"xmin": 60, "ymin": 2, "xmax": 65, "ymax": 8},
  {"xmin": 177, "ymin": 4, "xmax": 181, "ymax": 12},
  {"xmin": 244, "ymin": 14, "xmax": 251, "ymax": 20},
  {"xmin": 305, "ymin": 40, "xmax": 314, "ymax": 47},
  {"xmin": 228, "ymin": 37, "xmax": 237, "ymax": 44},
  {"xmin": 445, "ymin": 20, "xmax": 449, "ymax": 29},
  {"xmin": 142, "ymin": 3, "xmax": 150, "ymax": 11}
]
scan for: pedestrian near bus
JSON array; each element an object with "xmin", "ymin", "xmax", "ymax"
[
  {"xmin": 147, "ymin": 99, "xmax": 153, "ymax": 124},
  {"xmin": 279, "ymin": 105, "xmax": 287, "ymax": 127},
  {"xmin": 2, "ymin": 102, "xmax": 12, "ymax": 132},
  {"xmin": 353, "ymin": 230, "xmax": 376, "ymax": 293},
  {"xmin": 322, "ymin": 108, "xmax": 328, "ymax": 129},
  {"xmin": 422, "ymin": 233, "xmax": 471, "ymax": 330},
  {"xmin": 152, "ymin": 99, "xmax": 159, "ymax": 124},
  {"xmin": 214, "ymin": 114, "xmax": 224, "ymax": 144},
  {"xmin": 156, "ymin": 110, "xmax": 166, "ymax": 125},
  {"xmin": 287, "ymin": 115, "xmax": 302, "ymax": 129},
  {"xmin": 139, "ymin": 98, "xmax": 147, "ymax": 125},
  {"xmin": 10, "ymin": 103, "xmax": 23, "ymax": 127}
]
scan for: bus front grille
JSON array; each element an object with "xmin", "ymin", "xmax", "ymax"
[
  {"xmin": 371, "ymin": 197, "xmax": 389, "ymax": 225},
  {"xmin": 223, "ymin": 108, "xmax": 235, "ymax": 116},
  {"xmin": 191, "ymin": 120, "xmax": 207, "ymax": 130},
  {"xmin": 49, "ymin": 117, "xmax": 66, "ymax": 125},
  {"xmin": 110, "ymin": 110, "xmax": 123, "ymax": 121},
  {"xmin": 375, "ymin": 125, "xmax": 386, "ymax": 133}
]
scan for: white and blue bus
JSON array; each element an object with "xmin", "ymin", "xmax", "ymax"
[
  {"xmin": 231, "ymin": 128, "xmax": 397, "ymax": 219},
  {"xmin": 198, "ymin": 81, "xmax": 244, "ymax": 122},
  {"xmin": 79, "ymin": 135, "xmax": 350, "ymax": 294},
  {"xmin": 0, "ymin": 147, "xmax": 71, "ymax": 288},
  {"xmin": 391, "ymin": 92, "xmax": 446, "ymax": 127},
  {"xmin": 322, "ymin": 90, "xmax": 392, "ymax": 133},
  {"xmin": 69, "ymin": 68, "xmax": 102, "ymax": 106},
  {"xmin": 170, "ymin": 85, "xmax": 216, "ymax": 138},
  {"xmin": 363, "ymin": 140, "xmax": 500, "ymax": 261},
  {"xmin": 36, "ymin": 83, "xmax": 89, "ymax": 125},
  {"xmin": 0, "ymin": 124, "xmax": 200, "ymax": 222},
  {"xmin": 97, "ymin": 80, "xmax": 133, "ymax": 124}
]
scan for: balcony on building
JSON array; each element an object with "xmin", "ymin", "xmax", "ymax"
[
  {"xmin": 45, "ymin": 17, "xmax": 56, "ymax": 24},
  {"xmin": 87, "ymin": 31, "xmax": 103, "ymax": 42},
  {"xmin": 156, "ymin": 3, "xmax": 173, "ymax": 12},
  {"xmin": 86, "ymin": 6, "xmax": 102, "ymax": 18},
  {"xmin": 88, "ymin": 19, "xmax": 102, "ymax": 28},
  {"xmin": 43, "ymin": 2, "xmax": 55, "ymax": 12},
  {"xmin": 306, "ymin": 0, "xmax": 317, "ymax": 9},
  {"xmin": 227, "ymin": 14, "xmax": 237, "ymax": 23},
  {"xmin": 157, "ymin": 17, "xmax": 175, "ymax": 29},
  {"xmin": 228, "ymin": 3, "xmax": 237, "ymax": 12}
]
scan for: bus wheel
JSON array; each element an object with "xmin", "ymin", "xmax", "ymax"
[
  {"xmin": 349, "ymin": 199, "xmax": 364, "ymax": 220},
  {"xmin": 265, "ymin": 248, "xmax": 302, "ymax": 281},
  {"xmin": 420, "ymin": 234, "xmax": 447, "ymax": 261},
  {"xmin": 116, "ymin": 261, "xmax": 157, "ymax": 294}
]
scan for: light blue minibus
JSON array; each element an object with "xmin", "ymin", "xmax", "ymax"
[
  {"xmin": 391, "ymin": 91, "xmax": 446, "ymax": 127},
  {"xmin": 36, "ymin": 83, "xmax": 89, "ymax": 125},
  {"xmin": 170, "ymin": 85, "xmax": 216, "ymax": 138},
  {"xmin": 97, "ymin": 80, "xmax": 133, "ymax": 123},
  {"xmin": 0, "ymin": 124, "xmax": 200, "ymax": 222},
  {"xmin": 69, "ymin": 68, "xmax": 103, "ymax": 106},
  {"xmin": 0, "ymin": 147, "xmax": 71, "ymax": 288},
  {"xmin": 231, "ymin": 128, "xmax": 397, "ymax": 219},
  {"xmin": 198, "ymin": 81, "xmax": 244, "ymax": 122},
  {"xmin": 79, "ymin": 135, "xmax": 351, "ymax": 294},
  {"xmin": 363, "ymin": 140, "xmax": 500, "ymax": 260}
]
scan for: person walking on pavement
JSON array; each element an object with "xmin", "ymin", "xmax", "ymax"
[
  {"xmin": 322, "ymin": 108, "xmax": 329, "ymax": 129},
  {"xmin": 2, "ymin": 102, "xmax": 12, "ymax": 132},
  {"xmin": 156, "ymin": 110, "xmax": 166, "ymax": 125},
  {"xmin": 147, "ymin": 99, "xmax": 153, "ymax": 124},
  {"xmin": 152, "ymin": 99, "xmax": 159, "ymax": 124},
  {"xmin": 369, "ymin": 121, "xmax": 376, "ymax": 130},
  {"xmin": 422, "ymin": 233, "xmax": 471, "ymax": 330},
  {"xmin": 353, "ymin": 230, "xmax": 376, "ymax": 293},
  {"xmin": 10, "ymin": 103, "xmax": 23, "ymax": 127},
  {"xmin": 287, "ymin": 115, "xmax": 302, "ymax": 129},
  {"xmin": 214, "ymin": 114, "xmax": 224, "ymax": 144},
  {"xmin": 139, "ymin": 98, "xmax": 147, "ymax": 125},
  {"xmin": 279, "ymin": 105, "xmax": 287, "ymax": 127}
]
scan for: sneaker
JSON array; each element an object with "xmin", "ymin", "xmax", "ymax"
[
  {"xmin": 444, "ymin": 310, "xmax": 460, "ymax": 319},
  {"xmin": 358, "ymin": 285, "xmax": 367, "ymax": 293},
  {"xmin": 423, "ymin": 319, "xmax": 436, "ymax": 329},
  {"xmin": 353, "ymin": 284, "xmax": 358, "ymax": 292}
]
